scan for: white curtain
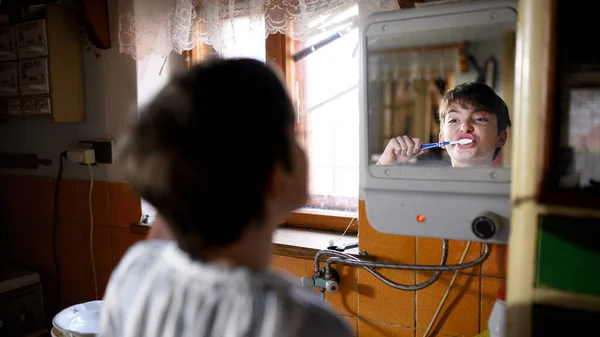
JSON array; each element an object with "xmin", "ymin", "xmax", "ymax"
[{"xmin": 118, "ymin": 0, "xmax": 400, "ymax": 61}]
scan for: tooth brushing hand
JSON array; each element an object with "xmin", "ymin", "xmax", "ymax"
[{"xmin": 376, "ymin": 136, "xmax": 428, "ymax": 165}]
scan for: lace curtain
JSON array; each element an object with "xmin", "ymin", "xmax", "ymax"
[{"xmin": 118, "ymin": 0, "xmax": 400, "ymax": 61}]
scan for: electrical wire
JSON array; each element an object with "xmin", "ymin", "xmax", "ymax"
[
  {"xmin": 51, "ymin": 151, "xmax": 67, "ymax": 312},
  {"xmin": 422, "ymin": 241, "xmax": 473, "ymax": 337},
  {"xmin": 88, "ymin": 164, "xmax": 99, "ymax": 300}
]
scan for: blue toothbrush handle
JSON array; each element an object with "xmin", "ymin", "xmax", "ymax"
[
  {"xmin": 420, "ymin": 142, "xmax": 443, "ymax": 150},
  {"xmin": 421, "ymin": 141, "xmax": 453, "ymax": 150}
]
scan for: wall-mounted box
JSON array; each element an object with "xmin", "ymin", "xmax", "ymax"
[{"xmin": 0, "ymin": 5, "xmax": 84, "ymax": 122}]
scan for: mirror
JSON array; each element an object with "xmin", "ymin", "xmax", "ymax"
[
  {"xmin": 359, "ymin": 2, "xmax": 517, "ymax": 243},
  {"xmin": 366, "ymin": 7, "xmax": 516, "ymax": 170}
]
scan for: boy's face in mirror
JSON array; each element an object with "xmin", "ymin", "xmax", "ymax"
[{"xmin": 439, "ymin": 103, "xmax": 507, "ymax": 167}]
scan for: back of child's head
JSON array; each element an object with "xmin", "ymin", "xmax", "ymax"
[
  {"xmin": 118, "ymin": 58, "xmax": 295, "ymax": 255},
  {"xmin": 438, "ymin": 81, "xmax": 512, "ymax": 159}
]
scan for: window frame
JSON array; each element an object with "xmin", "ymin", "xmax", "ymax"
[
  {"xmin": 269, "ymin": 33, "xmax": 359, "ymax": 233},
  {"xmin": 185, "ymin": 33, "xmax": 358, "ymax": 233}
]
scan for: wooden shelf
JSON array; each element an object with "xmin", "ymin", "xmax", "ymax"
[
  {"xmin": 537, "ymin": 204, "xmax": 600, "ymax": 220},
  {"xmin": 535, "ymin": 288, "xmax": 600, "ymax": 313}
]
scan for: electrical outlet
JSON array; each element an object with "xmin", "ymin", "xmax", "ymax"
[{"xmin": 78, "ymin": 140, "xmax": 115, "ymax": 165}]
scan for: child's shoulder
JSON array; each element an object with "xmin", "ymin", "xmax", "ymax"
[{"xmin": 122, "ymin": 239, "xmax": 170, "ymax": 259}]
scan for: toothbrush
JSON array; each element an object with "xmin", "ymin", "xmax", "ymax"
[{"xmin": 420, "ymin": 139, "xmax": 473, "ymax": 150}]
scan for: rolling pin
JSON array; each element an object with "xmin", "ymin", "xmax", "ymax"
[{"xmin": 0, "ymin": 153, "xmax": 53, "ymax": 169}]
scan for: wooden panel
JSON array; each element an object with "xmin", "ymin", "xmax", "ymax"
[
  {"xmin": 535, "ymin": 288, "xmax": 600, "ymax": 313},
  {"xmin": 506, "ymin": 0, "xmax": 553, "ymax": 336},
  {"xmin": 46, "ymin": 5, "xmax": 85, "ymax": 122},
  {"xmin": 266, "ymin": 33, "xmax": 287, "ymax": 75}
]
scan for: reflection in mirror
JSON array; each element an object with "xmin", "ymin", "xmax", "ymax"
[{"xmin": 367, "ymin": 21, "xmax": 515, "ymax": 168}]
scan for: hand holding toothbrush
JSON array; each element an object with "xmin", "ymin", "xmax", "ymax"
[
  {"xmin": 376, "ymin": 136, "xmax": 427, "ymax": 165},
  {"xmin": 376, "ymin": 136, "xmax": 473, "ymax": 165}
]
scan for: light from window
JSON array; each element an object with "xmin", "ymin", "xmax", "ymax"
[
  {"xmin": 220, "ymin": 16, "xmax": 266, "ymax": 61},
  {"xmin": 292, "ymin": 13, "xmax": 359, "ymax": 214}
]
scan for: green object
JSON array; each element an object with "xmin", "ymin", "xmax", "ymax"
[
  {"xmin": 474, "ymin": 330, "xmax": 490, "ymax": 337},
  {"xmin": 536, "ymin": 215, "xmax": 600, "ymax": 297}
]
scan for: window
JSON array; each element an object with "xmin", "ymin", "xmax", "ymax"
[
  {"xmin": 293, "ymin": 32, "xmax": 359, "ymax": 213},
  {"xmin": 188, "ymin": 16, "xmax": 266, "ymax": 64},
  {"xmin": 186, "ymin": 10, "xmax": 359, "ymax": 232},
  {"xmin": 220, "ymin": 16, "xmax": 266, "ymax": 61},
  {"xmin": 287, "ymin": 6, "xmax": 360, "ymax": 219}
]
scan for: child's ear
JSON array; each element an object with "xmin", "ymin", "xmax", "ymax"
[
  {"xmin": 496, "ymin": 130, "xmax": 508, "ymax": 148},
  {"xmin": 266, "ymin": 163, "xmax": 286, "ymax": 199},
  {"xmin": 438, "ymin": 132, "xmax": 444, "ymax": 143}
]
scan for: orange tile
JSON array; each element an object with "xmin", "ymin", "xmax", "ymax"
[
  {"xmin": 59, "ymin": 262, "xmax": 96, "ymax": 309},
  {"xmin": 323, "ymin": 264, "xmax": 358, "ymax": 316},
  {"xmin": 481, "ymin": 243, "xmax": 507, "ymax": 278},
  {"xmin": 57, "ymin": 221, "xmax": 112, "ymax": 270},
  {"xmin": 358, "ymin": 269, "xmax": 415, "ymax": 327},
  {"xmin": 86, "ymin": 224, "xmax": 113, "ymax": 270},
  {"xmin": 18, "ymin": 179, "xmax": 55, "ymax": 268},
  {"xmin": 271, "ymin": 255, "xmax": 307, "ymax": 279},
  {"xmin": 417, "ymin": 238, "xmax": 481, "ymax": 275},
  {"xmin": 57, "ymin": 220, "xmax": 88, "ymax": 265},
  {"xmin": 84, "ymin": 264, "xmax": 107, "ymax": 302},
  {"xmin": 96, "ymin": 267, "xmax": 112, "ymax": 299},
  {"xmin": 358, "ymin": 319, "xmax": 414, "ymax": 337},
  {"xmin": 25, "ymin": 222, "xmax": 55, "ymax": 271},
  {"xmin": 0, "ymin": 174, "xmax": 27, "ymax": 226},
  {"xmin": 358, "ymin": 216, "xmax": 415, "ymax": 263},
  {"xmin": 25, "ymin": 176, "xmax": 55, "ymax": 221},
  {"xmin": 342, "ymin": 315, "xmax": 358, "ymax": 336},
  {"xmin": 58, "ymin": 179, "xmax": 79, "ymax": 225},
  {"xmin": 109, "ymin": 182, "xmax": 142, "ymax": 228},
  {"xmin": 58, "ymin": 263, "xmax": 106, "ymax": 305},
  {"xmin": 111, "ymin": 227, "xmax": 146, "ymax": 267},
  {"xmin": 79, "ymin": 179, "xmax": 110, "ymax": 225},
  {"xmin": 416, "ymin": 272, "xmax": 480, "ymax": 337},
  {"xmin": 480, "ymin": 277, "xmax": 505, "ymax": 332},
  {"xmin": 415, "ymin": 329, "xmax": 451, "ymax": 337}
]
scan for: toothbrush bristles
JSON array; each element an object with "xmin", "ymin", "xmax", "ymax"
[{"xmin": 457, "ymin": 139, "xmax": 473, "ymax": 145}]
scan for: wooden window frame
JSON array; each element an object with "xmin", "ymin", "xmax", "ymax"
[
  {"xmin": 185, "ymin": 34, "xmax": 358, "ymax": 233},
  {"xmin": 266, "ymin": 33, "xmax": 358, "ymax": 233}
]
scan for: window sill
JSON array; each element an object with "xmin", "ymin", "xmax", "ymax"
[
  {"xmin": 273, "ymin": 226, "xmax": 362, "ymax": 260},
  {"xmin": 129, "ymin": 223, "xmax": 368, "ymax": 260},
  {"xmin": 286, "ymin": 208, "xmax": 358, "ymax": 233}
]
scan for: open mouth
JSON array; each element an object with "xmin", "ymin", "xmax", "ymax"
[{"xmin": 456, "ymin": 135, "xmax": 475, "ymax": 149}]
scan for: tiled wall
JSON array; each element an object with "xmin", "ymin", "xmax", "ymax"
[
  {"xmin": 1, "ymin": 174, "xmax": 507, "ymax": 336},
  {"xmin": 272, "ymin": 201, "xmax": 507, "ymax": 337},
  {"xmin": 0, "ymin": 174, "xmax": 146, "ymax": 322}
]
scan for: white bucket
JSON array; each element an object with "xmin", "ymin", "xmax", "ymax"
[{"xmin": 51, "ymin": 300, "xmax": 103, "ymax": 337}]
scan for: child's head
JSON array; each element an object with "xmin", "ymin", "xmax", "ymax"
[
  {"xmin": 437, "ymin": 82, "xmax": 511, "ymax": 167},
  {"xmin": 118, "ymin": 58, "xmax": 308, "ymax": 257}
]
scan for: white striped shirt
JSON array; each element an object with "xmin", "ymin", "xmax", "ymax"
[{"xmin": 98, "ymin": 240, "xmax": 353, "ymax": 337}]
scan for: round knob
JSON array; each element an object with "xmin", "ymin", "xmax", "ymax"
[
  {"xmin": 472, "ymin": 211, "xmax": 503, "ymax": 240},
  {"xmin": 325, "ymin": 280, "xmax": 339, "ymax": 293}
]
